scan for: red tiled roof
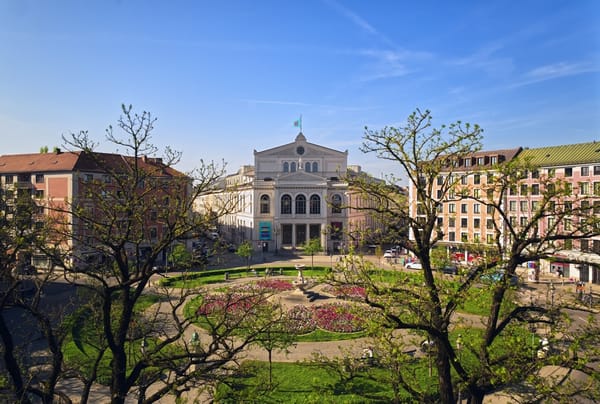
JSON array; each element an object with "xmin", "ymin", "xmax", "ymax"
[
  {"xmin": 0, "ymin": 151, "xmax": 187, "ymax": 178},
  {"xmin": 0, "ymin": 151, "xmax": 80, "ymax": 173}
]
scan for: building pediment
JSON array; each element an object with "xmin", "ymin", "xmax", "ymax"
[{"xmin": 254, "ymin": 134, "xmax": 347, "ymax": 159}]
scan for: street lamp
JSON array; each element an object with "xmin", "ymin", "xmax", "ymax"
[{"xmin": 273, "ymin": 225, "xmax": 279, "ymax": 255}]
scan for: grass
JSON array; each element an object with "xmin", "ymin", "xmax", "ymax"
[
  {"xmin": 215, "ymin": 325, "xmax": 536, "ymax": 403},
  {"xmin": 214, "ymin": 360, "xmax": 422, "ymax": 403},
  {"xmin": 160, "ymin": 266, "xmax": 331, "ymax": 288},
  {"xmin": 62, "ymin": 292, "xmax": 171, "ymax": 385}
]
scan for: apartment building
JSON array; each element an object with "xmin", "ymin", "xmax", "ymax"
[
  {"xmin": 510, "ymin": 142, "xmax": 600, "ymax": 283},
  {"xmin": 0, "ymin": 149, "xmax": 191, "ymax": 269},
  {"xmin": 409, "ymin": 141, "xmax": 600, "ymax": 284},
  {"xmin": 411, "ymin": 148, "xmax": 522, "ymax": 262}
]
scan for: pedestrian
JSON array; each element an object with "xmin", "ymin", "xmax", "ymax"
[{"xmin": 576, "ymin": 282, "xmax": 584, "ymax": 300}]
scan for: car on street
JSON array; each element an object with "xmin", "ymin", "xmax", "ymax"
[
  {"xmin": 441, "ymin": 265, "xmax": 459, "ymax": 275},
  {"xmin": 383, "ymin": 250, "xmax": 394, "ymax": 258},
  {"xmin": 405, "ymin": 262, "xmax": 422, "ymax": 270}
]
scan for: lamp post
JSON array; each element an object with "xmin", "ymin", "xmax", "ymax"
[
  {"xmin": 273, "ymin": 224, "xmax": 279, "ymax": 255},
  {"xmin": 549, "ymin": 281, "xmax": 555, "ymax": 308},
  {"xmin": 456, "ymin": 334, "xmax": 463, "ymax": 403}
]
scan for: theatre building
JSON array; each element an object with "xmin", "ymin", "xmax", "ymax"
[{"xmin": 196, "ymin": 132, "xmax": 375, "ymax": 253}]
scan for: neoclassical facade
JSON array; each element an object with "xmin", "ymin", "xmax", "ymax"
[{"xmin": 197, "ymin": 133, "xmax": 355, "ymax": 253}]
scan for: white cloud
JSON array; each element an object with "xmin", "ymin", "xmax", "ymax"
[
  {"xmin": 323, "ymin": 0, "xmax": 396, "ymax": 48},
  {"xmin": 238, "ymin": 98, "xmax": 380, "ymax": 112},
  {"xmin": 510, "ymin": 61, "xmax": 599, "ymax": 88}
]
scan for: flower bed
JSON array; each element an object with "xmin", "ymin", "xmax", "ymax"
[
  {"xmin": 312, "ymin": 303, "xmax": 364, "ymax": 333},
  {"xmin": 196, "ymin": 284, "xmax": 372, "ymax": 335},
  {"xmin": 285, "ymin": 305, "xmax": 317, "ymax": 334},
  {"xmin": 255, "ymin": 279, "xmax": 294, "ymax": 292},
  {"xmin": 196, "ymin": 293, "xmax": 266, "ymax": 318},
  {"xmin": 322, "ymin": 284, "xmax": 366, "ymax": 300}
]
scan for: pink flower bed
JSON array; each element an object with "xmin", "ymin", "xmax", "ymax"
[
  {"xmin": 285, "ymin": 305, "xmax": 317, "ymax": 334},
  {"xmin": 196, "ymin": 293, "xmax": 265, "ymax": 318},
  {"xmin": 322, "ymin": 284, "xmax": 366, "ymax": 300},
  {"xmin": 255, "ymin": 279, "xmax": 294, "ymax": 292},
  {"xmin": 312, "ymin": 303, "xmax": 364, "ymax": 333},
  {"xmin": 197, "ymin": 285, "xmax": 371, "ymax": 335}
]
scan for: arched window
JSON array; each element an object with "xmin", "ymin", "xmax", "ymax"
[
  {"xmin": 310, "ymin": 194, "xmax": 321, "ymax": 214},
  {"xmin": 295, "ymin": 194, "xmax": 306, "ymax": 214},
  {"xmin": 290, "ymin": 162, "xmax": 297, "ymax": 172},
  {"xmin": 312, "ymin": 162, "xmax": 318, "ymax": 172},
  {"xmin": 283, "ymin": 162, "xmax": 289, "ymax": 172},
  {"xmin": 305, "ymin": 162, "xmax": 311, "ymax": 172},
  {"xmin": 260, "ymin": 194, "xmax": 270, "ymax": 214},
  {"xmin": 281, "ymin": 194, "xmax": 292, "ymax": 214},
  {"xmin": 331, "ymin": 194, "xmax": 342, "ymax": 214}
]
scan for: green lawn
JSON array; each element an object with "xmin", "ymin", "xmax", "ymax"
[
  {"xmin": 214, "ymin": 360, "xmax": 425, "ymax": 403},
  {"xmin": 160, "ymin": 266, "xmax": 331, "ymax": 288}
]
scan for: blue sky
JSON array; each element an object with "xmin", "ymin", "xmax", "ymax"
[{"xmin": 1, "ymin": 0, "xmax": 599, "ymax": 179}]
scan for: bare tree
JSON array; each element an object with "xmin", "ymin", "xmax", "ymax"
[{"xmin": 43, "ymin": 105, "xmax": 262, "ymax": 403}]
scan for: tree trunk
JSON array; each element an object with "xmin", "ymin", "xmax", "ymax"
[
  {"xmin": 467, "ymin": 391, "xmax": 484, "ymax": 404},
  {"xmin": 268, "ymin": 349, "xmax": 273, "ymax": 389},
  {"xmin": 0, "ymin": 313, "xmax": 32, "ymax": 404},
  {"xmin": 111, "ymin": 348, "xmax": 128, "ymax": 404},
  {"xmin": 436, "ymin": 344, "xmax": 455, "ymax": 404}
]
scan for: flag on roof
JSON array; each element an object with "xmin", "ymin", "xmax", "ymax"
[{"xmin": 293, "ymin": 116, "xmax": 302, "ymax": 130}]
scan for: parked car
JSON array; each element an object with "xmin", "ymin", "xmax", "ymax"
[
  {"xmin": 405, "ymin": 262, "xmax": 422, "ymax": 270},
  {"xmin": 441, "ymin": 265, "xmax": 459, "ymax": 275},
  {"xmin": 383, "ymin": 250, "xmax": 394, "ymax": 258}
]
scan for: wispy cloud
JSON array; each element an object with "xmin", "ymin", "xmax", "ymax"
[
  {"xmin": 510, "ymin": 61, "xmax": 599, "ymax": 88},
  {"xmin": 447, "ymin": 41, "xmax": 515, "ymax": 78},
  {"xmin": 526, "ymin": 61, "xmax": 598, "ymax": 81},
  {"xmin": 324, "ymin": 0, "xmax": 433, "ymax": 82},
  {"xmin": 239, "ymin": 98, "xmax": 381, "ymax": 112},
  {"xmin": 323, "ymin": 0, "xmax": 396, "ymax": 49}
]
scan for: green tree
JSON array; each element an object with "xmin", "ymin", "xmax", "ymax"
[
  {"xmin": 340, "ymin": 109, "xmax": 600, "ymax": 403},
  {"xmin": 302, "ymin": 238, "xmax": 323, "ymax": 270},
  {"xmin": 236, "ymin": 240, "xmax": 254, "ymax": 271},
  {"xmin": 168, "ymin": 243, "xmax": 193, "ymax": 270},
  {"xmin": 244, "ymin": 301, "xmax": 296, "ymax": 390}
]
